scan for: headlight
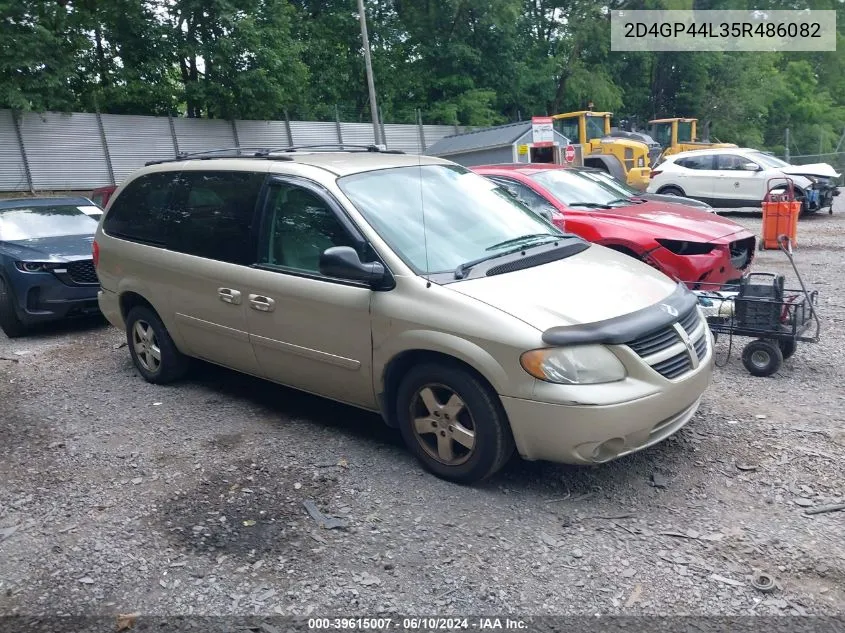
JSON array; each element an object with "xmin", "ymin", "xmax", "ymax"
[
  {"xmin": 15, "ymin": 261, "xmax": 61, "ymax": 273},
  {"xmin": 520, "ymin": 345, "xmax": 627, "ymax": 384},
  {"xmin": 655, "ymin": 239, "xmax": 715, "ymax": 255}
]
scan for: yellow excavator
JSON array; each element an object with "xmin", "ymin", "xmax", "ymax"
[
  {"xmin": 551, "ymin": 111, "xmax": 655, "ymax": 190},
  {"xmin": 649, "ymin": 118, "xmax": 737, "ymax": 160}
]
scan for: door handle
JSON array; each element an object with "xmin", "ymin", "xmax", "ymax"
[
  {"xmin": 249, "ymin": 294, "xmax": 276, "ymax": 312},
  {"xmin": 218, "ymin": 288, "xmax": 242, "ymax": 305}
]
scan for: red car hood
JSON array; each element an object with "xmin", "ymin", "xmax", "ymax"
[{"xmin": 589, "ymin": 200, "xmax": 748, "ymax": 242}]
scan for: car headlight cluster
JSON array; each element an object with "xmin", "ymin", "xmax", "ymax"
[
  {"xmin": 520, "ymin": 345, "xmax": 627, "ymax": 384},
  {"xmin": 15, "ymin": 261, "xmax": 61, "ymax": 273}
]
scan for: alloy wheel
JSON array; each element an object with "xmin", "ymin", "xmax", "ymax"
[
  {"xmin": 132, "ymin": 320, "xmax": 162, "ymax": 373},
  {"xmin": 409, "ymin": 383, "xmax": 477, "ymax": 465}
]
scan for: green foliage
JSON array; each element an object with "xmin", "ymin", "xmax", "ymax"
[{"xmin": 0, "ymin": 0, "xmax": 843, "ymax": 156}]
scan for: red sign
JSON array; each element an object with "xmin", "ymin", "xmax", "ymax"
[{"xmin": 564, "ymin": 144, "xmax": 576, "ymax": 163}]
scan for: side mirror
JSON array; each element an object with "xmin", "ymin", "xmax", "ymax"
[
  {"xmin": 742, "ymin": 162, "xmax": 761, "ymax": 172},
  {"xmin": 319, "ymin": 246, "xmax": 388, "ymax": 288}
]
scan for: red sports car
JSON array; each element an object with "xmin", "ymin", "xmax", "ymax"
[{"xmin": 472, "ymin": 164, "xmax": 755, "ymax": 288}]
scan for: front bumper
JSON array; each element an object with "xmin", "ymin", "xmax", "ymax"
[
  {"xmin": 648, "ymin": 235, "xmax": 755, "ymax": 289},
  {"xmin": 501, "ymin": 348, "xmax": 713, "ymax": 464},
  {"xmin": 626, "ymin": 167, "xmax": 651, "ymax": 191},
  {"xmin": 13, "ymin": 281, "xmax": 100, "ymax": 324}
]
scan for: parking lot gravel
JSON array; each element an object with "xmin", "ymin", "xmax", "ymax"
[{"xmin": 1, "ymin": 200, "xmax": 843, "ymax": 620}]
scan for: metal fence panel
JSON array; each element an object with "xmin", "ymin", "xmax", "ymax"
[
  {"xmin": 423, "ymin": 125, "xmax": 462, "ymax": 147},
  {"xmin": 288, "ymin": 121, "xmax": 339, "ymax": 147},
  {"xmin": 235, "ymin": 120, "xmax": 290, "ymax": 149},
  {"xmin": 0, "ymin": 110, "xmax": 27, "ymax": 192},
  {"xmin": 339, "ymin": 122, "xmax": 376, "ymax": 147},
  {"xmin": 102, "ymin": 114, "xmax": 175, "ymax": 183},
  {"xmin": 20, "ymin": 111, "xmax": 111, "ymax": 190},
  {"xmin": 172, "ymin": 118, "xmax": 235, "ymax": 155},
  {"xmin": 383, "ymin": 124, "xmax": 422, "ymax": 153}
]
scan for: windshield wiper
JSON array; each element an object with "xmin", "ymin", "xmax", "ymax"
[
  {"xmin": 606, "ymin": 198, "xmax": 636, "ymax": 206},
  {"xmin": 568, "ymin": 202, "xmax": 612, "ymax": 209},
  {"xmin": 455, "ymin": 236, "xmax": 567, "ymax": 280},
  {"xmin": 484, "ymin": 233, "xmax": 561, "ymax": 252}
]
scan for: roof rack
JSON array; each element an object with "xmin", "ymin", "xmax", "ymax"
[{"xmin": 144, "ymin": 143, "xmax": 404, "ymax": 166}]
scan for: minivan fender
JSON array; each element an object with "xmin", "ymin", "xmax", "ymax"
[{"xmin": 375, "ymin": 329, "xmax": 515, "ymax": 424}]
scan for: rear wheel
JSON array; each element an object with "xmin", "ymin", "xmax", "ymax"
[
  {"xmin": 741, "ymin": 339, "xmax": 783, "ymax": 377},
  {"xmin": 0, "ymin": 277, "xmax": 27, "ymax": 338},
  {"xmin": 778, "ymin": 339, "xmax": 797, "ymax": 360},
  {"xmin": 658, "ymin": 185, "xmax": 686, "ymax": 197},
  {"xmin": 125, "ymin": 305, "xmax": 189, "ymax": 384},
  {"xmin": 395, "ymin": 363, "xmax": 515, "ymax": 484}
]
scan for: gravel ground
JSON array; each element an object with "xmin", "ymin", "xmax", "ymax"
[{"xmin": 1, "ymin": 200, "xmax": 843, "ymax": 620}]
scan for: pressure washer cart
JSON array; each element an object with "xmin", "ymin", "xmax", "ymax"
[{"xmin": 693, "ymin": 236, "xmax": 820, "ymax": 377}]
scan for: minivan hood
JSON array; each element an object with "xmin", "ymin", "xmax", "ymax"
[
  {"xmin": 589, "ymin": 200, "xmax": 745, "ymax": 241},
  {"xmin": 779, "ymin": 163, "xmax": 841, "ymax": 179},
  {"xmin": 447, "ymin": 244, "xmax": 678, "ymax": 331},
  {"xmin": 0, "ymin": 234, "xmax": 95, "ymax": 262}
]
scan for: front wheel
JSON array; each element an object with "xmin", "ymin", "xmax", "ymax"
[
  {"xmin": 741, "ymin": 339, "xmax": 783, "ymax": 377},
  {"xmin": 125, "ymin": 305, "xmax": 189, "ymax": 384},
  {"xmin": 658, "ymin": 185, "xmax": 686, "ymax": 197},
  {"xmin": 0, "ymin": 277, "xmax": 27, "ymax": 338},
  {"xmin": 395, "ymin": 363, "xmax": 515, "ymax": 484}
]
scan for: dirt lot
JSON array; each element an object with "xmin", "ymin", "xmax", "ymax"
[{"xmin": 1, "ymin": 203, "xmax": 843, "ymax": 620}]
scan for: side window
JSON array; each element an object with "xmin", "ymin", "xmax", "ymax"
[
  {"xmin": 676, "ymin": 154, "xmax": 714, "ymax": 170},
  {"xmin": 490, "ymin": 177, "xmax": 556, "ymax": 219},
  {"xmin": 260, "ymin": 184, "xmax": 358, "ymax": 274},
  {"xmin": 102, "ymin": 172, "xmax": 178, "ymax": 245},
  {"xmin": 716, "ymin": 154, "xmax": 756, "ymax": 170},
  {"xmin": 168, "ymin": 171, "xmax": 265, "ymax": 265}
]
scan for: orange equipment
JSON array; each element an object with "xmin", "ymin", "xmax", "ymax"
[{"xmin": 761, "ymin": 178, "xmax": 800, "ymax": 250}]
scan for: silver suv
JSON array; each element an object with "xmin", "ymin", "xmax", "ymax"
[{"xmin": 94, "ymin": 148, "xmax": 714, "ymax": 483}]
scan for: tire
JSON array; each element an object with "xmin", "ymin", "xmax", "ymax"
[
  {"xmin": 0, "ymin": 276, "xmax": 27, "ymax": 338},
  {"xmin": 741, "ymin": 339, "xmax": 783, "ymax": 377},
  {"xmin": 778, "ymin": 339, "xmax": 797, "ymax": 360},
  {"xmin": 658, "ymin": 185, "xmax": 686, "ymax": 197},
  {"xmin": 394, "ymin": 363, "xmax": 515, "ymax": 484},
  {"xmin": 125, "ymin": 305, "xmax": 189, "ymax": 384}
]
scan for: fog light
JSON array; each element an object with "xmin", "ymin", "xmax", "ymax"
[{"xmin": 592, "ymin": 437, "xmax": 626, "ymax": 461}]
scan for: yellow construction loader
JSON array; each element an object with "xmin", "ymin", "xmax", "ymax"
[
  {"xmin": 649, "ymin": 118, "xmax": 737, "ymax": 159},
  {"xmin": 551, "ymin": 111, "xmax": 655, "ymax": 190}
]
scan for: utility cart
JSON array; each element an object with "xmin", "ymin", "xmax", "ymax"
[{"xmin": 693, "ymin": 236, "xmax": 820, "ymax": 377}]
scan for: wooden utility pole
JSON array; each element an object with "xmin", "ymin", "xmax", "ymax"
[{"xmin": 357, "ymin": 0, "xmax": 381, "ymax": 146}]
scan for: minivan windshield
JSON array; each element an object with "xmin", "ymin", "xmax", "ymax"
[
  {"xmin": 338, "ymin": 165, "xmax": 567, "ymax": 275},
  {"xmin": 0, "ymin": 205, "xmax": 98, "ymax": 241},
  {"xmin": 529, "ymin": 169, "xmax": 628, "ymax": 207}
]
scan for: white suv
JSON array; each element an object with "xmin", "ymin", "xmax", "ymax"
[{"xmin": 648, "ymin": 147, "xmax": 840, "ymax": 214}]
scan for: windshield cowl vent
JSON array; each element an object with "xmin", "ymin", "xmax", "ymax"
[{"xmin": 485, "ymin": 242, "xmax": 590, "ymax": 277}]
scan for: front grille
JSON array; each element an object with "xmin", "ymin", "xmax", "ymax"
[
  {"xmin": 67, "ymin": 259, "xmax": 98, "ymax": 285},
  {"xmin": 652, "ymin": 352, "xmax": 693, "ymax": 379},
  {"xmin": 729, "ymin": 237, "xmax": 755, "ymax": 270},
  {"xmin": 626, "ymin": 306, "xmax": 707, "ymax": 380}
]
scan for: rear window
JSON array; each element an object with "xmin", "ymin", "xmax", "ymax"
[{"xmin": 103, "ymin": 170, "xmax": 265, "ymax": 265}]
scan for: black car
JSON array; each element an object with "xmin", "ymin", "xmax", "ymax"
[{"xmin": 0, "ymin": 197, "xmax": 101, "ymax": 337}]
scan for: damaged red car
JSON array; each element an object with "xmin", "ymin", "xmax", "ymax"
[{"xmin": 472, "ymin": 164, "xmax": 755, "ymax": 288}]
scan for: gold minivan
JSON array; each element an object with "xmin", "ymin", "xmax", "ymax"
[{"xmin": 94, "ymin": 149, "xmax": 714, "ymax": 483}]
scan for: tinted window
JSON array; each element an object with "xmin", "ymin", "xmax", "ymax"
[
  {"xmin": 0, "ymin": 205, "xmax": 98, "ymax": 240},
  {"xmin": 168, "ymin": 171, "xmax": 265, "ymax": 265},
  {"xmin": 675, "ymin": 155, "xmax": 714, "ymax": 170},
  {"xmin": 103, "ymin": 172, "xmax": 179, "ymax": 246},
  {"xmin": 554, "ymin": 118, "xmax": 579, "ymax": 143},
  {"xmin": 260, "ymin": 184, "xmax": 358, "ymax": 274}
]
